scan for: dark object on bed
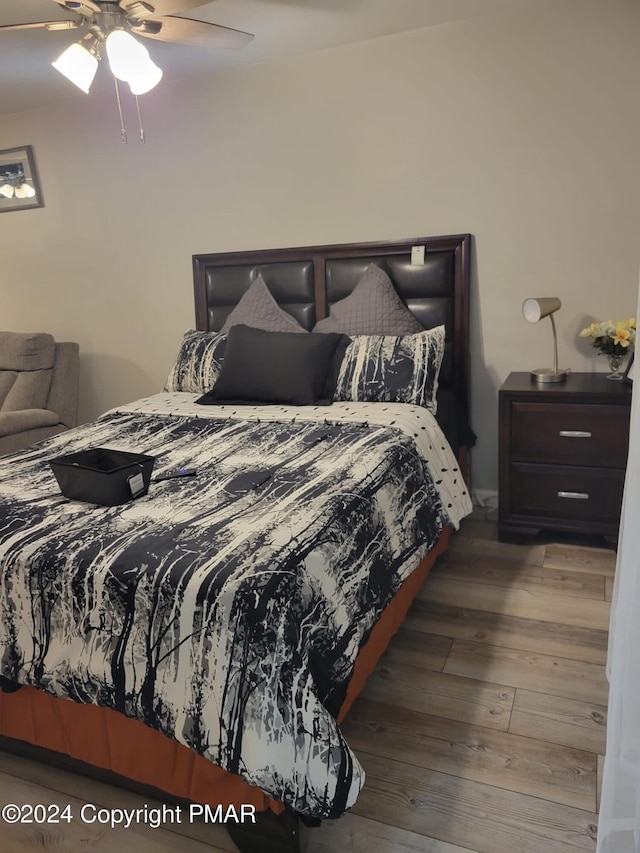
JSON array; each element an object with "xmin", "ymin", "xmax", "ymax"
[
  {"xmin": 49, "ymin": 447, "xmax": 155, "ymax": 506},
  {"xmin": 196, "ymin": 324, "xmax": 350, "ymax": 406},
  {"xmin": 193, "ymin": 234, "xmax": 473, "ymax": 482}
]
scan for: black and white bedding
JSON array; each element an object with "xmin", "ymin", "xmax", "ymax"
[{"xmin": 0, "ymin": 394, "xmax": 470, "ymax": 818}]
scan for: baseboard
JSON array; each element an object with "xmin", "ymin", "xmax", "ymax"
[{"xmin": 472, "ymin": 489, "xmax": 498, "ymax": 509}]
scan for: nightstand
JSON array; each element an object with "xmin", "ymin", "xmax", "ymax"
[{"xmin": 498, "ymin": 372, "xmax": 631, "ymax": 543}]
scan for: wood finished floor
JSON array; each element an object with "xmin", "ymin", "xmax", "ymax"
[{"xmin": 0, "ymin": 512, "xmax": 613, "ymax": 853}]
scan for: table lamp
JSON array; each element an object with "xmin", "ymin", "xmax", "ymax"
[{"xmin": 522, "ymin": 297, "xmax": 568, "ymax": 383}]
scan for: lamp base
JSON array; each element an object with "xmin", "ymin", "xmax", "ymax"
[{"xmin": 530, "ymin": 368, "xmax": 569, "ymax": 384}]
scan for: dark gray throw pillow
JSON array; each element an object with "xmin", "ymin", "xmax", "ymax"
[{"xmin": 196, "ymin": 325, "xmax": 350, "ymax": 406}]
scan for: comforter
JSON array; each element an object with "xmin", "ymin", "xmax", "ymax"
[{"xmin": 0, "ymin": 394, "xmax": 470, "ymax": 818}]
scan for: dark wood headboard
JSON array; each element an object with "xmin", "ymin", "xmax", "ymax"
[{"xmin": 193, "ymin": 234, "xmax": 471, "ymax": 420}]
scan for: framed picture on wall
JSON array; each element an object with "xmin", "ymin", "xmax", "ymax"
[
  {"xmin": 623, "ymin": 353, "xmax": 634, "ymax": 385},
  {"xmin": 0, "ymin": 145, "xmax": 44, "ymax": 213}
]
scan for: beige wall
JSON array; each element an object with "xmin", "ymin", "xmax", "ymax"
[{"xmin": 1, "ymin": 0, "xmax": 638, "ymax": 494}]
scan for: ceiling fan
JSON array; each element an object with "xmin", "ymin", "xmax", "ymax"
[{"xmin": 0, "ymin": 1, "xmax": 254, "ymax": 140}]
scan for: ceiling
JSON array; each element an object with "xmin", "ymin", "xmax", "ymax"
[{"xmin": 0, "ymin": 0, "xmax": 537, "ymax": 116}]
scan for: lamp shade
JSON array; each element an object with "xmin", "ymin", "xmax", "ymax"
[
  {"xmin": 128, "ymin": 60, "xmax": 163, "ymax": 95},
  {"xmin": 522, "ymin": 296, "xmax": 567, "ymax": 383},
  {"xmin": 52, "ymin": 42, "xmax": 98, "ymax": 94},
  {"xmin": 523, "ymin": 297, "xmax": 562, "ymax": 323},
  {"xmin": 106, "ymin": 30, "xmax": 147, "ymax": 81},
  {"xmin": 106, "ymin": 30, "xmax": 163, "ymax": 94}
]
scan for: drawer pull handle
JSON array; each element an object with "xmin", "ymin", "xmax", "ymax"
[
  {"xmin": 559, "ymin": 430, "xmax": 592, "ymax": 438},
  {"xmin": 558, "ymin": 491, "xmax": 590, "ymax": 500}
]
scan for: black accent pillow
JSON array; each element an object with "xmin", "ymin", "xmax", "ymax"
[{"xmin": 196, "ymin": 325, "xmax": 351, "ymax": 406}]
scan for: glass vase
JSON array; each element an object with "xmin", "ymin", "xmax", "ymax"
[{"xmin": 607, "ymin": 353, "xmax": 625, "ymax": 380}]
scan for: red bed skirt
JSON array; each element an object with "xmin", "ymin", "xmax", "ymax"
[{"xmin": 0, "ymin": 527, "xmax": 449, "ymax": 813}]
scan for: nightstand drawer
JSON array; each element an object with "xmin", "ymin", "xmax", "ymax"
[
  {"xmin": 511, "ymin": 402, "xmax": 630, "ymax": 467},
  {"xmin": 509, "ymin": 463, "xmax": 625, "ymax": 524}
]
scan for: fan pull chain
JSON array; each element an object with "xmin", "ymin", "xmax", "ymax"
[
  {"xmin": 135, "ymin": 95, "xmax": 145, "ymax": 144},
  {"xmin": 113, "ymin": 76, "xmax": 127, "ymax": 144}
]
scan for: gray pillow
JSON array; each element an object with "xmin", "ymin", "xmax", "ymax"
[
  {"xmin": 313, "ymin": 314, "xmax": 341, "ymax": 333},
  {"xmin": 313, "ymin": 264, "xmax": 423, "ymax": 335},
  {"xmin": 220, "ymin": 274, "xmax": 306, "ymax": 334}
]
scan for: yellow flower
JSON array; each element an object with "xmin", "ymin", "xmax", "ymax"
[
  {"xmin": 579, "ymin": 322, "xmax": 599, "ymax": 338},
  {"xmin": 614, "ymin": 328, "xmax": 632, "ymax": 347},
  {"xmin": 579, "ymin": 317, "xmax": 635, "ymax": 350}
]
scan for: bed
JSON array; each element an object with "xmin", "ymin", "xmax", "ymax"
[{"xmin": 0, "ymin": 234, "xmax": 473, "ymax": 852}]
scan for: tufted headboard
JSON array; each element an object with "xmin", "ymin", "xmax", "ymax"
[{"xmin": 193, "ymin": 234, "xmax": 472, "ymax": 476}]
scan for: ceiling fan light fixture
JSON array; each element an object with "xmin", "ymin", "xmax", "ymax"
[
  {"xmin": 106, "ymin": 30, "xmax": 146, "ymax": 79},
  {"xmin": 106, "ymin": 30, "xmax": 163, "ymax": 93},
  {"xmin": 52, "ymin": 42, "xmax": 99, "ymax": 94},
  {"xmin": 128, "ymin": 59, "xmax": 163, "ymax": 94},
  {"xmin": 2, "ymin": 0, "xmax": 254, "ymax": 141},
  {"xmin": 0, "ymin": 184, "xmax": 14, "ymax": 199}
]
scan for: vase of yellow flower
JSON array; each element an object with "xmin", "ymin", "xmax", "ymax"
[{"xmin": 579, "ymin": 318, "xmax": 636, "ymax": 380}]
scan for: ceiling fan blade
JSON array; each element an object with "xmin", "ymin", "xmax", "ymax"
[
  {"xmin": 0, "ymin": 20, "xmax": 81, "ymax": 32},
  {"xmin": 132, "ymin": 16, "xmax": 253, "ymax": 49},
  {"xmin": 120, "ymin": 0, "xmax": 210, "ymax": 19}
]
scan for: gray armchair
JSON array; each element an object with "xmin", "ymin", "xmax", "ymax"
[{"xmin": 0, "ymin": 331, "xmax": 79, "ymax": 455}]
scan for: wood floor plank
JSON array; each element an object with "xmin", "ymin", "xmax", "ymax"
[
  {"xmin": 406, "ymin": 599, "xmax": 608, "ymax": 664},
  {"xmin": 447, "ymin": 534, "xmax": 546, "ymax": 566},
  {"xmin": 432, "ymin": 555, "xmax": 605, "ymax": 600},
  {"xmin": 0, "ymin": 751, "xmax": 237, "ymax": 852},
  {"xmin": 351, "ymin": 752, "xmax": 598, "ymax": 853},
  {"xmin": 342, "ymin": 699, "xmax": 597, "ymax": 811},
  {"xmin": 418, "ymin": 576, "xmax": 611, "ymax": 631},
  {"xmin": 510, "ymin": 690, "xmax": 607, "ymax": 754},
  {"xmin": 405, "ymin": 600, "xmax": 608, "ymax": 664},
  {"xmin": 444, "ymin": 640, "xmax": 609, "ymax": 706},
  {"xmin": 378, "ymin": 628, "xmax": 452, "ymax": 671},
  {"xmin": 304, "ymin": 813, "xmax": 477, "ymax": 853},
  {"xmin": 543, "ymin": 543, "xmax": 616, "ymax": 576},
  {"xmin": 0, "ymin": 772, "xmax": 228, "ymax": 853},
  {"xmin": 457, "ymin": 518, "xmax": 497, "ymax": 541},
  {"xmin": 360, "ymin": 660, "xmax": 514, "ymax": 730},
  {"xmin": 466, "ymin": 505, "xmax": 496, "ymax": 523}
]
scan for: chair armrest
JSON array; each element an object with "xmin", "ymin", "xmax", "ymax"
[
  {"xmin": 0, "ymin": 409, "xmax": 59, "ymax": 438},
  {"xmin": 47, "ymin": 342, "xmax": 79, "ymax": 428}
]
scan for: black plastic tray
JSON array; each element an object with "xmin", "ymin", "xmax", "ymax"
[{"xmin": 49, "ymin": 447, "xmax": 155, "ymax": 506}]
